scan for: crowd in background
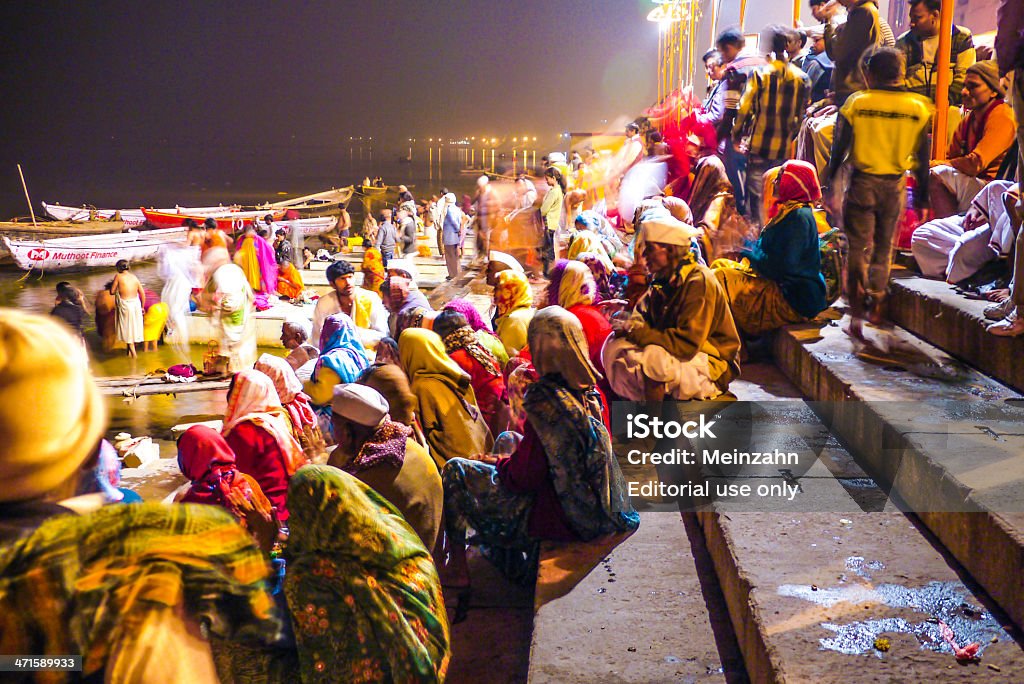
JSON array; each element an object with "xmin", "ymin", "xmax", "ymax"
[{"xmin": 5, "ymin": 0, "xmax": 1024, "ymax": 681}]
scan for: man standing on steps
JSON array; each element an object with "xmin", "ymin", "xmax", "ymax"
[
  {"xmin": 109, "ymin": 259, "xmax": 145, "ymax": 358},
  {"xmin": 373, "ymin": 209, "xmax": 398, "ymax": 267},
  {"xmin": 473, "ymin": 175, "xmax": 497, "ymax": 266},
  {"xmin": 441, "ymin": 191, "xmax": 468, "ymax": 281},
  {"xmin": 823, "ymin": 47, "xmax": 932, "ymax": 343}
]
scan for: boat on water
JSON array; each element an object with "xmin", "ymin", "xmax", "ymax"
[
  {"xmin": 270, "ymin": 215, "xmax": 339, "ymax": 237},
  {"xmin": 142, "ymin": 208, "xmax": 285, "ymax": 232},
  {"xmin": 43, "ymin": 204, "xmax": 151, "ymax": 228},
  {"xmin": 1, "ymin": 219, "xmax": 128, "ymax": 239},
  {"xmin": 2, "ymin": 226, "xmax": 188, "ymax": 272},
  {"xmin": 42, "ymin": 203, "xmax": 243, "ymax": 228},
  {"xmin": 248, "ymin": 186, "xmax": 354, "ymax": 218},
  {"xmin": 359, "ymin": 185, "xmax": 388, "ymax": 196}
]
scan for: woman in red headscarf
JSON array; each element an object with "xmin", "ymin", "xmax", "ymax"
[
  {"xmin": 710, "ymin": 160, "xmax": 831, "ymax": 335},
  {"xmin": 176, "ymin": 425, "xmax": 274, "ymax": 531},
  {"xmin": 222, "ymin": 369, "xmax": 306, "ymax": 521}
]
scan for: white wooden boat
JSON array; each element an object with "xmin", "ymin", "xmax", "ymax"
[
  {"xmin": 2, "ymin": 226, "xmax": 188, "ymax": 272},
  {"xmin": 269, "ymin": 215, "xmax": 340, "ymax": 237},
  {"xmin": 249, "ymin": 186, "xmax": 354, "ymax": 217},
  {"xmin": 43, "ymin": 203, "xmax": 149, "ymax": 227},
  {"xmin": 42, "ymin": 203, "xmax": 237, "ymax": 228}
]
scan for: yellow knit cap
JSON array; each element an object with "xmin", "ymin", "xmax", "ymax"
[{"xmin": 0, "ymin": 308, "xmax": 107, "ymax": 502}]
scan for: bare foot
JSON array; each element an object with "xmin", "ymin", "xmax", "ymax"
[
  {"xmin": 843, "ymin": 317, "xmax": 866, "ymax": 342},
  {"xmin": 985, "ymin": 288, "xmax": 1011, "ymax": 303}
]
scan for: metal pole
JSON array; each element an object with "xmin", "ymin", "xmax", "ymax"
[
  {"xmin": 793, "ymin": 0, "xmax": 800, "ymax": 27},
  {"xmin": 17, "ymin": 164, "xmax": 37, "ymax": 228},
  {"xmin": 931, "ymin": 0, "xmax": 955, "ymax": 159},
  {"xmin": 710, "ymin": 0, "xmax": 721, "ymax": 44},
  {"xmin": 739, "ymin": 0, "xmax": 747, "ymax": 31}
]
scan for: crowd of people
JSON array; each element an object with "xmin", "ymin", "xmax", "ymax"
[{"xmin": 7, "ymin": 1, "xmax": 1024, "ymax": 680}]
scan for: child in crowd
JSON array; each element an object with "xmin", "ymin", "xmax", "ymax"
[{"xmin": 823, "ymin": 46, "xmax": 932, "ymax": 342}]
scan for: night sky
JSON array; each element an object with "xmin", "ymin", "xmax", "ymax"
[{"xmin": 2, "ymin": 1, "xmax": 658, "ymax": 215}]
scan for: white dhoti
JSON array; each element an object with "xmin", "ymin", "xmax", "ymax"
[
  {"xmin": 931, "ymin": 165, "xmax": 987, "ymax": 213},
  {"xmin": 912, "ymin": 219, "xmax": 999, "ymax": 283},
  {"xmin": 602, "ymin": 336, "xmax": 719, "ymax": 401},
  {"xmin": 912, "ymin": 179, "xmax": 1017, "ymax": 282},
  {"xmin": 114, "ymin": 293, "xmax": 144, "ymax": 344}
]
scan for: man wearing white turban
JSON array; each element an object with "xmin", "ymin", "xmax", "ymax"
[
  {"xmin": 329, "ymin": 383, "xmax": 443, "ymax": 548},
  {"xmin": 603, "ymin": 208, "xmax": 741, "ymax": 400}
]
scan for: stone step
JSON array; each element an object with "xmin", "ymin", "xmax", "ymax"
[
  {"xmin": 684, "ymin": 375, "xmax": 1024, "ymax": 680},
  {"xmin": 773, "ymin": 315, "xmax": 1024, "ymax": 632},
  {"xmin": 527, "ymin": 512, "xmax": 737, "ymax": 683},
  {"xmin": 888, "ymin": 270, "xmax": 1024, "ymax": 393},
  {"xmin": 699, "ymin": 509, "xmax": 1024, "ymax": 681}
]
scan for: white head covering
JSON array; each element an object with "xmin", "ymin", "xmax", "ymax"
[
  {"xmin": 637, "ymin": 207, "xmax": 700, "ymax": 248},
  {"xmin": 548, "ymin": 152, "xmax": 567, "ymax": 164},
  {"xmin": 488, "ymin": 251, "xmax": 525, "ymax": 273},
  {"xmin": 332, "ymin": 383, "xmax": 389, "ymax": 427},
  {"xmin": 443, "ymin": 192, "xmax": 457, "ymax": 203},
  {"xmin": 386, "ymin": 258, "xmax": 419, "ymax": 282}
]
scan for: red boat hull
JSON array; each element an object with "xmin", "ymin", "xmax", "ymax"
[{"xmin": 141, "ymin": 208, "xmax": 285, "ymax": 232}]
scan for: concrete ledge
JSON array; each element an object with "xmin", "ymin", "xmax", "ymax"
[
  {"xmin": 773, "ymin": 317, "xmax": 1024, "ymax": 630},
  {"xmin": 888, "ymin": 271, "xmax": 1024, "ymax": 393},
  {"xmin": 528, "ymin": 512, "xmax": 729, "ymax": 683}
]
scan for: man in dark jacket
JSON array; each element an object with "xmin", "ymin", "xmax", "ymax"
[{"xmin": 895, "ymin": 0, "xmax": 975, "ymax": 105}]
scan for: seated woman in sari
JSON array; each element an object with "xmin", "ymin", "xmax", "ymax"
[
  {"xmin": 176, "ymin": 425, "xmax": 275, "ymax": 533},
  {"xmin": 255, "ymin": 353, "xmax": 327, "ymax": 464},
  {"xmin": 433, "ymin": 309, "xmax": 509, "ymax": 437},
  {"xmin": 398, "ymin": 328, "xmax": 493, "ymax": 468},
  {"xmin": 223, "ymin": 369, "xmax": 307, "ymax": 522},
  {"xmin": 440, "ymin": 307, "xmax": 640, "ymax": 589},
  {"xmin": 493, "ymin": 270, "xmax": 536, "ymax": 357},
  {"xmin": 546, "ymin": 260, "xmax": 612, "ymax": 375},
  {"xmin": 566, "ymin": 225, "xmax": 614, "ymax": 271},
  {"xmin": 576, "ymin": 251, "xmax": 629, "ymax": 306},
  {"xmin": 0, "ymin": 310, "xmax": 280, "ymax": 682},
  {"xmin": 443, "ymin": 297, "xmax": 509, "ymax": 366},
  {"xmin": 686, "ymin": 154, "xmax": 752, "ymax": 260},
  {"xmin": 280, "ymin": 466, "xmax": 451, "ymax": 682},
  {"xmin": 276, "ymin": 258, "xmax": 304, "ymax": 300},
  {"xmin": 711, "ymin": 160, "xmax": 829, "ymax": 336},
  {"xmin": 357, "ymin": 361, "xmax": 425, "ymax": 444},
  {"xmin": 303, "ymin": 312, "xmax": 371, "ymax": 407}
]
